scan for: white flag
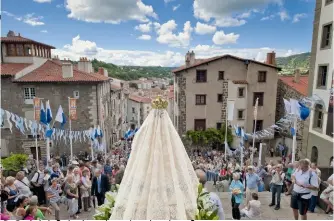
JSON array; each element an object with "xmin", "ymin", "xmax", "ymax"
[
  {"xmin": 283, "ymin": 98, "xmax": 291, "ymax": 114},
  {"xmin": 254, "ymin": 98, "xmax": 259, "ymax": 118},
  {"xmin": 290, "ymin": 98, "xmax": 301, "ymax": 116},
  {"xmin": 227, "ymin": 100, "xmax": 235, "ymax": 121}
]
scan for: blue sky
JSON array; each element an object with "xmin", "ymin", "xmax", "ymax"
[{"xmin": 1, "ymin": 0, "xmax": 315, "ymax": 66}]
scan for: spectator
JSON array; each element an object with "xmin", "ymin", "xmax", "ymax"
[
  {"xmin": 308, "ymin": 163, "xmax": 321, "ymax": 213},
  {"xmin": 285, "ymin": 163, "xmax": 294, "ymax": 196},
  {"xmin": 4, "ymin": 176, "xmax": 18, "ymax": 212},
  {"xmin": 196, "ymin": 169, "xmax": 225, "ymax": 220},
  {"xmin": 104, "ymin": 159, "xmax": 112, "ymax": 177},
  {"xmin": 47, "ymin": 178, "xmax": 62, "ymax": 220},
  {"xmin": 80, "ymin": 168, "xmax": 92, "ymax": 212},
  {"xmin": 269, "ymin": 164, "xmax": 285, "ymax": 210},
  {"xmin": 115, "ymin": 165, "xmax": 125, "ymax": 185},
  {"xmin": 229, "ymin": 173, "xmax": 243, "ymax": 220},
  {"xmin": 320, "ymin": 175, "xmax": 333, "ymax": 217},
  {"xmin": 241, "ymin": 193, "xmax": 261, "ymax": 219},
  {"xmin": 64, "ymin": 174, "xmax": 79, "ymax": 219},
  {"xmin": 23, "ymin": 206, "xmax": 37, "ymax": 220},
  {"xmin": 12, "ymin": 196, "xmax": 29, "ymax": 220},
  {"xmin": 30, "ymin": 165, "xmax": 46, "ymax": 205},
  {"xmin": 290, "ymin": 159, "xmax": 318, "ymax": 220},
  {"xmin": 245, "ymin": 166, "xmax": 261, "ymax": 207},
  {"xmin": 91, "ymin": 169, "xmax": 110, "ymax": 206},
  {"xmin": 14, "ymin": 172, "xmax": 32, "ymax": 197}
]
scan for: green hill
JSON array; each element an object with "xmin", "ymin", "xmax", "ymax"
[
  {"xmin": 276, "ymin": 52, "xmax": 310, "ymax": 75},
  {"xmin": 91, "ymin": 59, "xmax": 174, "ymax": 81}
]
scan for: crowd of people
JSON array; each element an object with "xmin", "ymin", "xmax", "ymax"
[
  {"xmin": 0, "ymin": 144, "xmax": 333, "ymax": 220},
  {"xmin": 0, "ymin": 146, "xmax": 131, "ymax": 220}
]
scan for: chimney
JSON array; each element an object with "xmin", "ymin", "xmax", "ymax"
[
  {"xmin": 185, "ymin": 51, "xmax": 196, "ymax": 67},
  {"xmin": 7, "ymin": 30, "xmax": 15, "ymax": 37},
  {"xmin": 266, "ymin": 51, "xmax": 276, "ymax": 65},
  {"xmin": 294, "ymin": 69, "xmax": 300, "ymax": 83},
  {"xmin": 98, "ymin": 67, "xmax": 108, "ymax": 77},
  {"xmin": 78, "ymin": 57, "xmax": 93, "ymax": 73},
  {"xmin": 62, "ymin": 62, "xmax": 73, "ymax": 78}
]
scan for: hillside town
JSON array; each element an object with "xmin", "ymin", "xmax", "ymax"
[{"xmin": 0, "ymin": 0, "xmax": 333, "ymax": 220}]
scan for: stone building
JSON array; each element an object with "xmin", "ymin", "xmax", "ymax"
[
  {"xmin": 0, "ymin": 31, "xmax": 113, "ymax": 158},
  {"xmin": 173, "ymin": 51, "xmax": 281, "ymax": 148},
  {"xmin": 127, "ymin": 93, "xmax": 152, "ymax": 127},
  {"xmin": 307, "ymin": 0, "xmax": 333, "ymax": 166},
  {"xmin": 276, "ymin": 70, "xmax": 309, "ymax": 159}
]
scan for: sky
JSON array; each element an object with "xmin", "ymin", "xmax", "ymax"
[{"xmin": 1, "ymin": 0, "xmax": 316, "ymax": 67}]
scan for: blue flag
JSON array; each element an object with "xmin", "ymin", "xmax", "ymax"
[
  {"xmin": 40, "ymin": 102, "xmax": 47, "ymax": 125},
  {"xmin": 46, "ymin": 100, "xmax": 52, "ymax": 124}
]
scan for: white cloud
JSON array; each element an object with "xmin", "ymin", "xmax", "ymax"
[
  {"xmin": 292, "ymin": 13, "xmax": 307, "ymax": 23},
  {"xmin": 65, "ymin": 0, "xmax": 157, "ymax": 24},
  {"xmin": 190, "ymin": 44, "xmax": 301, "ymax": 62},
  {"xmin": 173, "ymin": 4, "xmax": 181, "ymax": 11},
  {"xmin": 53, "ymin": 35, "xmax": 184, "ymax": 66},
  {"xmin": 23, "ymin": 13, "xmax": 45, "ymax": 26},
  {"xmin": 212, "ymin": 31, "xmax": 239, "ymax": 45},
  {"xmin": 135, "ymin": 22, "xmax": 152, "ymax": 33},
  {"xmin": 155, "ymin": 20, "xmax": 193, "ymax": 48},
  {"xmin": 137, "ymin": 34, "xmax": 151, "ymax": 40},
  {"xmin": 40, "ymin": 30, "xmax": 48, "ymax": 33},
  {"xmin": 215, "ymin": 17, "xmax": 246, "ymax": 27},
  {"xmin": 260, "ymin": 14, "xmax": 276, "ymax": 20},
  {"xmin": 56, "ymin": 4, "xmax": 63, "ymax": 8},
  {"xmin": 33, "ymin": 0, "xmax": 51, "ymax": 3},
  {"xmin": 195, "ymin": 22, "xmax": 216, "ymax": 35},
  {"xmin": 2, "ymin": 11, "xmax": 22, "ymax": 21},
  {"xmin": 278, "ymin": 10, "xmax": 289, "ymax": 21},
  {"xmin": 193, "ymin": 0, "xmax": 282, "ymax": 27},
  {"xmin": 164, "ymin": 0, "xmax": 175, "ymax": 3},
  {"xmin": 52, "ymin": 35, "xmax": 301, "ymax": 67}
]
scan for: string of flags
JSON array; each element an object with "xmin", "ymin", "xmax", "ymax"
[{"xmin": 0, "ymin": 108, "xmax": 104, "ymax": 145}]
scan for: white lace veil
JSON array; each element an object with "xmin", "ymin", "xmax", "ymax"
[{"xmin": 110, "ymin": 99, "xmax": 199, "ymax": 220}]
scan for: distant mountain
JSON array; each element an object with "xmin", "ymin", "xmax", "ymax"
[
  {"xmin": 276, "ymin": 52, "xmax": 310, "ymax": 75},
  {"xmin": 91, "ymin": 59, "xmax": 174, "ymax": 81}
]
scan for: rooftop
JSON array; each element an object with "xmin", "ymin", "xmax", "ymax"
[
  {"xmin": 172, "ymin": 54, "xmax": 281, "ymax": 73},
  {"xmin": 129, "ymin": 94, "xmax": 152, "ymax": 103},
  {"xmin": 0, "ymin": 63, "xmax": 32, "ymax": 76},
  {"xmin": 14, "ymin": 60, "xmax": 109, "ymax": 83},
  {"xmin": 1, "ymin": 31, "xmax": 55, "ymax": 49},
  {"xmin": 279, "ymin": 75, "xmax": 309, "ymax": 96}
]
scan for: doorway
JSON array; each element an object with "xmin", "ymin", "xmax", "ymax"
[
  {"xmin": 30, "ymin": 147, "xmax": 42, "ymax": 160},
  {"xmin": 310, "ymin": 146, "xmax": 318, "ymax": 164}
]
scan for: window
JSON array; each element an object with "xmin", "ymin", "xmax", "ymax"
[
  {"xmin": 73, "ymin": 90, "xmax": 80, "ymax": 98},
  {"xmin": 253, "ymin": 92, "xmax": 264, "ymax": 106},
  {"xmin": 321, "ymin": 23, "xmax": 332, "ymax": 49},
  {"xmin": 7, "ymin": 44, "xmax": 16, "ymax": 56},
  {"xmin": 132, "ymin": 107, "xmax": 135, "ymax": 113},
  {"xmin": 218, "ymin": 71, "xmax": 224, "ymax": 80},
  {"xmin": 326, "ymin": 0, "xmax": 333, "ymax": 4},
  {"xmin": 258, "ymin": 71, "xmax": 267, "ymax": 82},
  {"xmin": 238, "ymin": 110, "xmax": 244, "ymax": 119},
  {"xmin": 253, "ymin": 120, "xmax": 263, "ymax": 132},
  {"xmin": 195, "ymin": 119, "xmax": 206, "ymax": 131},
  {"xmin": 313, "ymin": 104, "xmax": 323, "ymax": 129},
  {"xmin": 216, "ymin": 123, "xmax": 222, "ymax": 129},
  {"xmin": 24, "ymin": 88, "xmax": 36, "ymax": 99},
  {"xmin": 24, "ymin": 45, "xmax": 31, "ymax": 55},
  {"xmin": 118, "ymin": 93, "xmax": 121, "ymax": 100},
  {"xmin": 238, "ymin": 88, "xmax": 245, "ymax": 97},
  {"xmin": 217, "ymin": 94, "xmax": 223, "ymax": 102},
  {"xmin": 16, "ymin": 44, "xmax": 24, "ymax": 56},
  {"xmin": 317, "ymin": 65, "xmax": 328, "ymax": 88},
  {"xmin": 195, "ymin": 95, "xmax": 206, "ymax": 105},
  {"xmin": 196, "ymin": 70, "xmax": 207, "ymax": 83}
]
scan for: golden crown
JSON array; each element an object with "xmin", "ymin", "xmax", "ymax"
[{"xmin": 151, "ymin": 96, "xmax": 168, "ymax": 109}]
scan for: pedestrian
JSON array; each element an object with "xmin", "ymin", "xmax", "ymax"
[
  {"xmin": 14, "ymin": 171, "xmax": 32, "ymax": 197},
  {"xmin": 73, "ymin": 167, "xmax": 82, "ymax": 214},
  {"xmin": 30, "ymin": 165, "xmax": 46, "ymax": 205},
  {"xmin": 320, "ymin": 174, "xmax": 333, "ymax": 217},
  {"xmin": 285, "ymin": 163, "xmax": 294, "ymax": 196},
  {"xmin": 91, "ymin": 168, "xmax": 110, "ymax": 206},
  {"xmin": 308, "ymin": 163, "xmax": 321, "ymax": 213},
  {"xmin": 245, "ymin": 166, "xmax": 261, "ymax": 207},
  {"xmin": 23, "ymin": 206, "xmax": 37, "ymax": 220},
  {"xmin": 104, "ymin": 159, "xmax": 112, "ymax": 178},
  {"xmin": 229, "ymin": 173, "xmax": 243, "ymax": 220},
  {"xmin": 290, "ymin": 159, "xmax": 318, "ymax": 220},
  {"xmin": 269, "ymin": 164, "xmax": 285, "ymax": 210},
  {"xmin": 12, "ymin": 196, "xmax": 29, "ymax": 220},
  {"xmin": 47, "ymin": 178, "xmax": 62, "ymax": 220}
]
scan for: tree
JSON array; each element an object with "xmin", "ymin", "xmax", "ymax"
[
  {"xmin": 2, "ymin": 154, "xmax": 28, "ymax": 171},
  {"xmin": 186, "ymin": 125, "xmax": 233, "ymax": 150},
  {"xmin": 129, "ymin": 82, "xmax": 138, "ymax": 89}
]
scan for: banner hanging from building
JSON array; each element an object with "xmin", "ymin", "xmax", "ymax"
[
  {"xmin": 69, "ymin": 98, "xmax": 77, "ymax": 120},
  {"xmin": 33, "ymin": 97, "xmax": 41, "ymax": 121}
]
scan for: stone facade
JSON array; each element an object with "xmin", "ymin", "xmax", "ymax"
[
  {"xmin": 1, "ymin": 78, "xmax": 112, "ymax": 156},
  {"xmin": 177, "ymin": 75, "xmax": 187, "ymax": 135},
  {"xmin": 221, "ymin": 81, "xmax": 229, "ymax": 124},
  {"xmin": 276, "ymin": 78, "xmax": 308, "ymax": 159}
]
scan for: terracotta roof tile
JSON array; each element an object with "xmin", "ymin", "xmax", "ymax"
[
  {"xmin": 0, "ymin": 63, "xmax": 32, "ymax": 76},
  {"xmin": 279, "ymin": 75, "xmax": 309, "ymax": 96},
  {"xmin": 1, "ymin": 36, "xmax": 55, "ymax": 49},
  {"xmin": 172, "ymin": 54, "xmax": 281, "ymax": 73},
  {"xmin": 129, "ymin": 94, "xmax": 152, "ymax": 103},
  {"xmin": 232, "ymin": 80, "xmax": 248, "ymax": 84},
  {"xmin": 14, "ymin": 60, "xmax": 109, "ymax": 83}
]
